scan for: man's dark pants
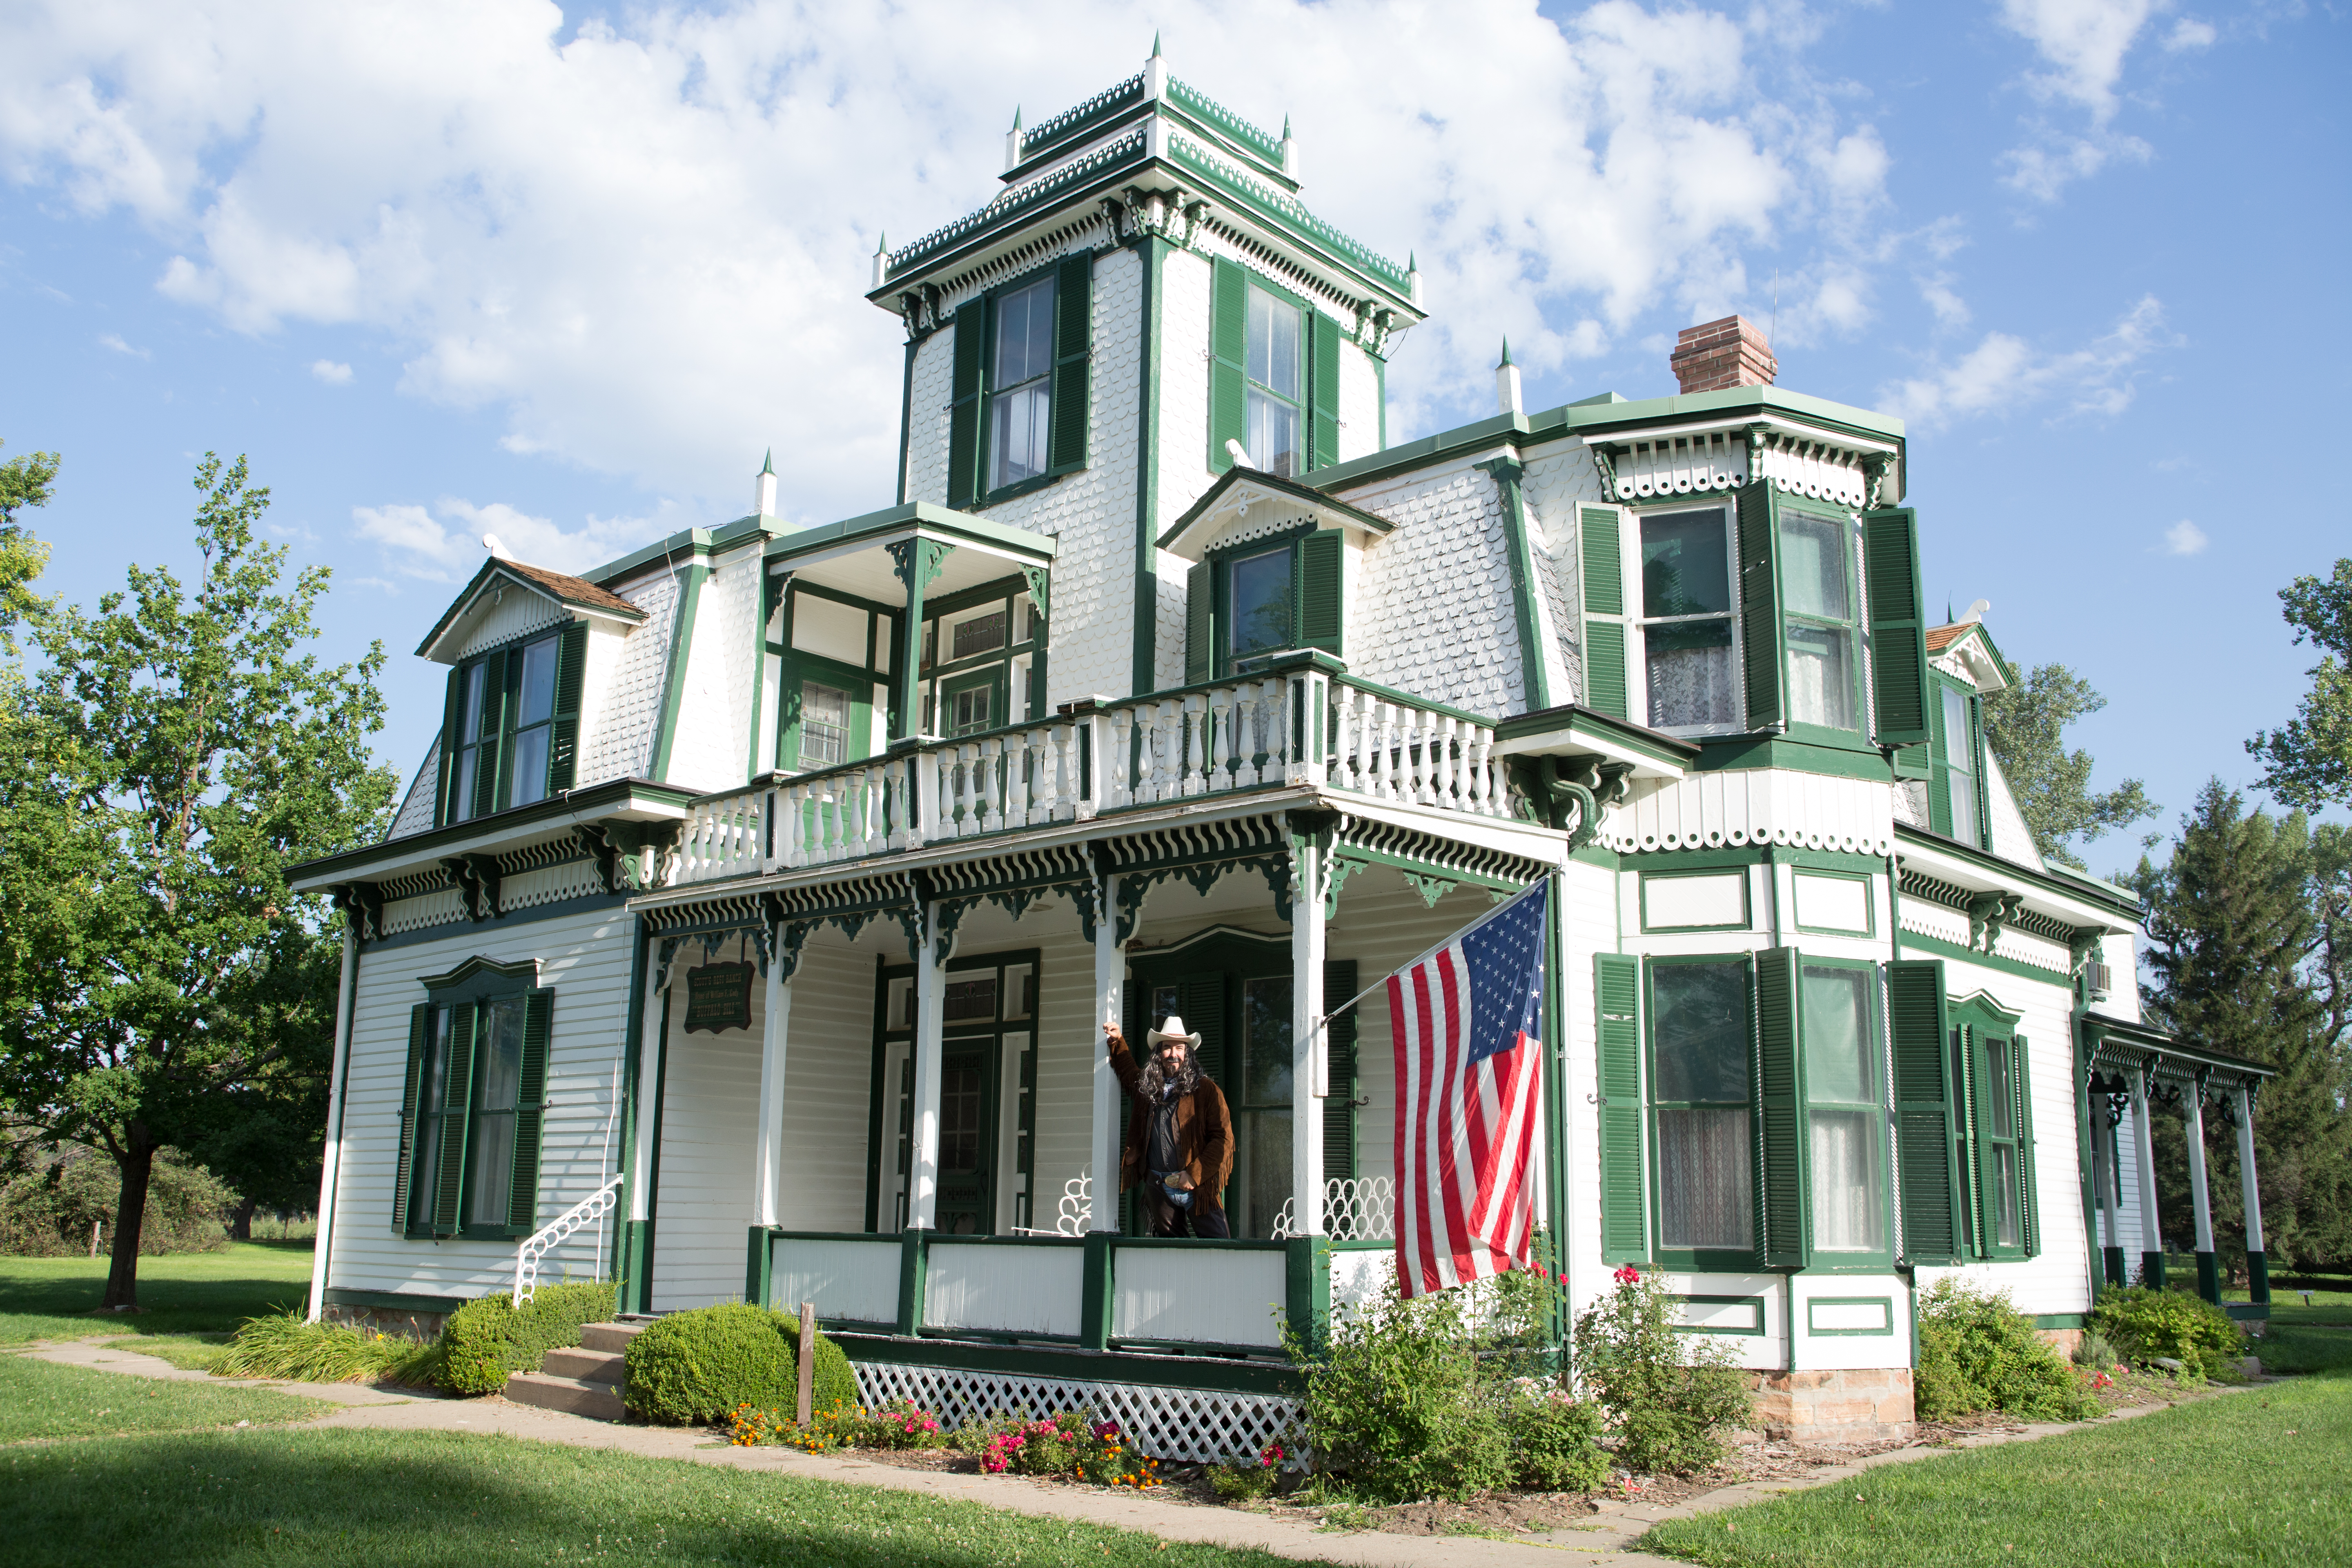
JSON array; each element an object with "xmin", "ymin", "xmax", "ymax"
[{"xmin": 1143, "ymin": 1187, "xmax": 1231, "ymax": 1239}]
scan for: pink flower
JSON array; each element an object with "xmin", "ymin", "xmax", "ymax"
[{"xmin": 1613, "ymin": 1264, "xmax": 1642, "ymax": 1286}]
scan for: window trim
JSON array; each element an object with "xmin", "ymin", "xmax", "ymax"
[
  {"xmin": 961, "ymin": 253, "xmax": 1091, "ymax": 511},
  {"xmin": 1628, "ymin": 501, "xmax": 1746, "ymax": 738},
  {"xmin": 777, "ymin": 648, "xmax": 875, "ymax": 772},
  {"xmin": 1645, "ymin": 952, "xmax": 1761, "ymax": 1273},
  {"xmin": 1929, "ymin": 671, "xmax": 1989, "ymax": 849},
  {"xmin": 399, "ymin": 970, "xmax": 551, "ymax": 1243},
  {"xmin": 1239, "ymin": 276, "xmax": 1306, "ymax": 479},
  {"xmin": 1775, "ymin": 503, "xmax": 1868, "ymax": 742},
  {"xmin": 1949, "ymin": 993, "xmax": 2035, "ymax": 1261},
  {"xmin": 869, "ymin": 949, "xmax": 1043, "ymax": 1236}
]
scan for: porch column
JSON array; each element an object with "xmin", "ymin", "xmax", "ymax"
[
  {"xmin": 2096, "ymin": 1114, "xmax": 2127, "ymax": 1288},
  {"xmin": 906, "ymin": 900, "xmax": 947, "ymax": 1231},
  {"xmin": 624, "ymin": 942, "xmax": 670, "ymax": 1312},
  {"xmin": 2184, "ymin": 1078, "xmax": 2220, "ymax": 1303},
  {"xmin": 2127, "ymin": 1069, "xmax": 2165, "ymax": 1288},
  {"xmin": 1090, "ymin": 870, "xmax": 1122, "ymax": 1232},
  {"xmin": 752, "ymin": 931, "xmax": 792, "ymax": 1228},
  {"xmin": 2235, "ymin": 1085, "xmax": 2268, "ymax": 1305},
  {"xmin": 1291, "ymin": 841, "xmax": 1327, "ymax": 1236}
]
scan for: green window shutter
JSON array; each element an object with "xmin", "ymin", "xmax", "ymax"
[
  {"xmin": 495, "ymin": 649, "xmax": 525, "ymax": 812},
  {"xmin": 947, "ymin": 298, "xmax": 987, "ymax": 508},
  {"xmin": 1755, "ymin": 947, "xmax": 1806, "ymax": 1268},
  {"xmin": 1209, "ymin": 258, "xmax": 1247, "ymax": 472},
  {"xmin": 1735, "ymin": 482, "xmax": 1787, "ymax": 729},
  {"xmin": 2015, "ymin": 1033, "xmax": 2039, "ymax": 1257},
  {"xmin": 1596, "ymin": 953, "xmax": 1645, "ymax": 1263},
  {"xmin": 1967, "ymin": 694, "xmax": 1991, "ymax": 848},
  {"xmin": 1862, "ymin": 508, "xmax": 1929, "ymax": 746},
  {"xmin": 1926, "ymin": 677, "xmax": 1954, "ymax": 836},
  {"xmin": 1888, "ymin": 960, "xmax": 1960, "ymax": 1265},
  {"xmin": 1180, "ymin": 973, "xmax": 1227, "ymax": 1087},
  {"xmin": 435, "ymin": 666, "xmax": 465, "ymax": 826},
  {"xmin": 1185, "ymin": 559, "xmax": 1213, "ymax": 684},
  {"xmin": 432, "ymin": 1002, "xmax": 479, "ymax": 1236},
  {"xmin": 392, "ymin": 1004, "xmax": 434, "ymax": 1234},
  {"xmin": 1296, "ymin": 532, "xmax": 1343, "ymax": 655},
  {"xmin": 1048, "ymin": 253, "xmax": 1092, "ymax": 474},
  {"xmin": 508, "ymin": 990, "xmax": 553, "ymax": 1233},
  {"xmin": 469, "ymin": 649, "xmax": 508, "ymax": 818},
  {"xmin": 1308, "ymin": 310, "xmax": 1341, "ymax": 470},
  {"xmin": 548, "ymin": 621, "xmax": 589, "ymax": 793},
  {"xmin": 1323, "ymin": 959, "xmax": 1359, "ymax": 1182},
  {"xmin": 1891, "ymin": 741, "xmax": 1931, "ymax": 780},
  {"xmin": 1579, "ymin": 507, "xmax": 1628, "ymax": 717}
]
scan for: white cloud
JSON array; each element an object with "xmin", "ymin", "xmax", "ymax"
[
  {"xmin": 1917, "ymin": 275, "xmax": 1971, "ymax": 330},
  {"xmin": 2162, "ymin": 17, "xmax": 2216, "ymax": 51},
  {"xmin": 1877, "ymin": 294, "xmax": 2179, "ymax": 427},
  {"xmin": 97, "ymin": 330, "xmax": 147, "ymax": 358},
  {"xmin": 1999, "ymin": 129, "xmax": 2153, "ymax": 203},
  {"xmin": 1995, "ymin": 0, "xmax": 2166, "ymax": 203},
  {"xmin": 352, "ymin": 496, "xmax": 652, "ymax": 584},
  {"xmin": 0, "ymin": 0, "xmax": 1897, "ymax": 512},
  {"xmin": 2162, "ymin": 519, "xmax": 2207, "ymax": 555},
  {"xmin": 310, "ymin": 358, "xmax": 352, "ymax": 384}
]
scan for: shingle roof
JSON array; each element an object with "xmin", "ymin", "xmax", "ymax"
[
  {"xmin": 1924, "ymin": 622, "xmax": 1975, "ymax": 652},
  {"xmin": 414, "ymin": 555, "xmax": 647, "ymax": 660},
  {"xmin": 500, "ymin": 559, "xmax": 640, "ymax": 618}
]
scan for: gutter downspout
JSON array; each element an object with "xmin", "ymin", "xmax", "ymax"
[
  {"xmin": 306, "ymin": 925, "xmax": 361, "ymax": 1323},
  {"xmin": 1475, "ymin": 456, "xmax": 1553, "ymax": 713}
]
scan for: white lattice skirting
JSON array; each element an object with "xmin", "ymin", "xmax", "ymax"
[{"xmin": 851, "ymin": 1361, "xmax": 1301, "ymax": 1465}]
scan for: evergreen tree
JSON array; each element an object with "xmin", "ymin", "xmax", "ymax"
[{"xmin": 2134, "ymin": 782, "xmax": 2352, "ymax": 1269}]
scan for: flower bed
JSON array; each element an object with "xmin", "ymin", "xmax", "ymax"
[{"xmin": 728, "ymin": 1399, "xmax": 1163, "ymax": 1490}]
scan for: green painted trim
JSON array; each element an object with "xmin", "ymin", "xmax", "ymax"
[
  {"xmin": 1791, "ymin": 867, "xmax": 1877, "ymax": 937},
  {"xmin": 1133, "ymin": 239, "xmax": 1165, "ymax": 699},
  {"xmin": 583, "ymin": 527, "xmax": 719, "ymax": 590},
  {"xmin": 896, "ymin": 336, "xmax": 917, "ymax": 506},
  {"xmin": 359, "ymin": 890, "xmax": 632, "ymax": 955},
  {"xmin": 320, "ymin": 1287, "xmax": 469, "ymax": 1315},
  {"xmin": 1689, "ymin": 733, "xmax": 1893, "ymax": 782},
  {"xmin": 746, "ymin": 1224, "xmax": 772, "ymax": 1307},
  {"xmin": 1285, "ymin": 1237, "xmax": 1328, "ymax": 1355},
  {"xmin": 414, "ymin": 555, "xmax": 650, "ymax": 659},
  {"xmin": 648, "ymin": 560, "xmax": 709, "ymax": 782},
  {"xmin": 762, "ymin": 501, "xmax": 1058, "ymax": 570},
  {"xmin": 1668, "ymin": 1294, "xmax": 1766, "ymax": 1337},
  {"xmin": 1080, "ymin": 1231, "xmax": 1113, "ymax": 1351},
  {"xmin": 2029, "ymin": 1313, "xmax": 2088, "ymax": 1330},
  {"xmin": 2224, "ymin": 1303, "xmax": 2271, "ymax": 1322},
  {"xmin": 1159, "ymin": 464, "xmax": 1397, "ymax": 556},
  {"xmin": 1898, "ymin": 927, "xmax": 2075, "ymax": 988},
  {"xmin": 289, "ymin": 777, "xmax": 697, "ymax": 887},
  {"xmin": 614, "ymin": 916, "xmax": 650, "ymax": 1294},
  {"xmin": 826, "ymin": 1331, "xmax": 1302, "ymax": 1396},
  {"xmin": 1493, "ymin": 702, "xmax": 1699, "ymax": 768},
  {"xmin": 1893, "ymin": 823, "xmax": 2142, "ymax": 920},
  {"xmin": 921, "ymin": 572, "xmax": 1034, "ymax": 623},
  {"xmin": 1475, "ymin": 457, "xmax": 1552, "ymax": 711},
  {"xmin": 896, "ymin": 1229, "xmax": 927, "ymax": 1338},
  {"xmin": 1805, "ymin": 1295, "xmax": 1895, "ymax": 1336},
  {"xmin": 1638, "ymin": 866, "xmax": 1751, "ymax": 933}
]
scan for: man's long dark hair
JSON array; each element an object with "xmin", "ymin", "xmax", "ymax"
[{"xmin": 1138, "ymin": 1036, "xmax": 1200, "ymax": 1100}]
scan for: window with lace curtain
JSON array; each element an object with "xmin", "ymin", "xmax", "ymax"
[
  {"xmin": 1802, "ymin": 960, "xmax": 1888, "ymax": 1255},
  {"xmin": 1635, "ymin": 506, "xmax": 1740, "ymax": 731},
  {"xmin": 1648, "ymin": 957, "xmax": 1754, "ymax": 1261}
]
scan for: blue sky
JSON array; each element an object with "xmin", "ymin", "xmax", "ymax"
[{"xmin": 2, "ymin": 0, "xmax": 2344, "ymax": 877}]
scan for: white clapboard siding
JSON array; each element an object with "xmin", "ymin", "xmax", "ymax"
[
  {"xmin": 326, "ymin": 905, "xmax": 635, "ymax": 1302},
  {"xmin": 1028, "ymin": 897, "xmax": 1101, "ymax": 1220},
  {"xmin": 650, "ymin": 976, "xmax": 762, "ymax": 1312},
  {"xmin": 775, "ymin": 934, "xmax": 880, "ymax": 1233},
  {"xmin": 1559, "ymin": 855, "xmax": 1620, "ymax": 1321}
]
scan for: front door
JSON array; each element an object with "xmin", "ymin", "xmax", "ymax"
[{"xmin": 933, "ymin": 1034, "xmax": 998, "ymax": 1236}]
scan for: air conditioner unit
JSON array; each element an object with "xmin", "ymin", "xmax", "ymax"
[{"xmin": 2084, "ymin": 960, "xmax": 2114, "ymax": 1000}]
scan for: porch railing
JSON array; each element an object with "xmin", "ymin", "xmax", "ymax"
[
  {"xmin": 512, "ymin": 1172, "xmax": 624, "ymax": 1306},
  {"xmin": 666, "ymin": 659, "xmax": 1522, "ymax": 886}
]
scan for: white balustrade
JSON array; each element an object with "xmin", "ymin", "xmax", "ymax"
[
  {"xmin": 512, "ymin": 1172, "xmax": 624, "ymax": 1305},
  {"xmin": 659, "ymin": 673, "xmax": 1515, "ymax": 884}
]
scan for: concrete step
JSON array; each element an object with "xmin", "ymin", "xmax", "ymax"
[
  {"xmin": 579, "ymin": 1321, "xmax": 647, "ymax": 1354},
  {"xmin": 541, "ymin": 1346, "xmax": 624, "ymax": 1383},
  {"xmin": 504, "ymin": 1371, "xmax": 625, "ymax": 1420}
]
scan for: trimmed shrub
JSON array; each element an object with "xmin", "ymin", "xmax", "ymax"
[
  {"xmin": 623, "ymin": 1303, "xmax": 855, "ymax": 1426},
  {"xmin": 1572, "ymin": 1266, "xmax": 1752, "ymax": 1474},
  {"xmin": 1497, "ymin": 1379, "xmax": 1611, "ymax": 1492},
  {"xmin": 438, "ymin": 1281, "xmax": 618, "ymax": 1396},
  {"xmin": 1914, "ymin": 1279, "xmax": 2098, "ymax": 1421},
  {"xmin": 2090, "ymin": 1285, "xmax": 2242, "ymax": 1379}
]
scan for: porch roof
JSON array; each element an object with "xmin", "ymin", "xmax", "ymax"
[
  {"xmin": 1491, "ymin": 702, "xmax": 1695, "ymax": 781},
  {"xmin": 2082, "ymin": 1014, "xmax": 2276, "ymax": 1092},
  {"xmin": 762, "ymin": 501, "xmax": 1055, "ymax": 608},
  {"xmin": 287, "ymin": 775, "xmax": 698, "ymax": 893}
]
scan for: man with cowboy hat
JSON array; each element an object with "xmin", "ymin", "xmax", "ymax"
[{"xmin": 1102, "ymin": 1014, "xmax": 1233, "ymax": 1238}]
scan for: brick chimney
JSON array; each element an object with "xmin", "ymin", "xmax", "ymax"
[{"xmin": 1669, "ymin": 315, "xmax": 1777, "ymax": 394}]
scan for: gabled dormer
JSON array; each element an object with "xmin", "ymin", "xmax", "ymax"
[
  {"xmin": 414, "ymin": 557, "xmax": 646, "ymax": 828},
  {"xmin": 1914, "ymin": 615, "xmax": 2035, "ymax": 859}
]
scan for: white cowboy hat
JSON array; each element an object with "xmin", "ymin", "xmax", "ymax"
[{"xmin": 1147, "ymin": 1015, "xmax": 1203, "ymax": 1049}]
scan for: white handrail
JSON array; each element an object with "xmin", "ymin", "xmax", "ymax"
[{"xmin": 513, "ymin": 1172, "xmax": 624, "ymax": 1306}]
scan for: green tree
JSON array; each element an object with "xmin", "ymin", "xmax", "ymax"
[
  {"xmin": 2248, "ymin": 557, "xmax": 2352, "ymax": 808},
  {"xmin": 0, "ymin": 454, "xmax": 396, "ymax": 1307},
  {"xmin": 1981, "ymin": 659, "xmax": 2157, "ymax": 869},
  {"xmin": 0, "ymin": 439, "xmax": 59, "ymax": 651},
  {"xmin": 2133, "ymin": 782, "xmax": 2352, "ymax": 1269}
]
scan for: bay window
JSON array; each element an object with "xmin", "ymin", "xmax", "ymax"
[
  {"xmin": 1637, "ymin": 507, "xmax": 1739, "ymax": 729},
  {"xmin": 1780, "ymin": 510, "xmax": 1859, "ymax": 731}
]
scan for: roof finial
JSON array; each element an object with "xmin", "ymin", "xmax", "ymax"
[
  {"xmin": 760, "ymin": 447, "xmax": 775, "ymax": 476},
  {"xmin": 1498, "ymin": 336, "xmax": 1513, "ymax": 367},
  {"xmin": 1151, "ymin": 30, "xmax": 1162, "ymax": 58},
  {"xmin": 1282, "ymin": 112, "xmax": 1292, "ymax": 137},
  {"xmin": 1011, "ymin": 106, "xmax": 1022, "ymax": 131}
]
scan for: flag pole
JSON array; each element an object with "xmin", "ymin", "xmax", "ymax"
[{"xmin": 1307, "ymin": 880, "xmax": 1548, "ymax": 1036}]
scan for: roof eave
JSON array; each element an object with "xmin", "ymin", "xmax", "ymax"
[
  {"xmin": 413, "ymin": 560, "xmax": 649, "ymax": 663},
  {"xmin": 1156, "ymin": 468, "xmax": 1396, "ymax": 560}
]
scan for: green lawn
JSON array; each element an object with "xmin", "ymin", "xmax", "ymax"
[
  {"xmin": 2253, "ymin": 1325, "xmax": 2352, "ymax": 1375},
  {"xmin": 1643, "ymin": 1371, "xmax": 2352, "ymax": 1567},
  {"xmin": 0, "ymin": 1354, "xmax": 327, "ymax": 1444},
  {"xmin": 0, "ymin": 1242, "xmax": 313, "ymax": 1343},
  {"xmin": 2256, "ymin": 1287, "xmax": 2352, "ymax": 1327},
  {"xmin": 0, "ymin": 1425, "xmax": 1316, "ymax": 1568}
]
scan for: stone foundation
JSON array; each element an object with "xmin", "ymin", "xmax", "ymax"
[
  {"xmin": 321, "ymin": 1301, "xmax": 452, "ymax": 1341},
  {"xmin": 2038, "ymin": 1327, "xmax": 2084, "ymax": 1359},
  {"xmin": 1749, "ymin": 1368, "xmax": 1914, "ymax": 1443}
]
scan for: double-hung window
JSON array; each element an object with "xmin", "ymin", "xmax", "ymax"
[
  {"xmin": 1801, "ymin": 962, "xmax": 1886, "ymax": 1256},
  {"xmin": 1184, "ymin": 530, "xmax": 1345, "ymax": 682},
  {"xmin": 988, "ymin": 276, "xmax": 1054, "ymax": 491},
  {"xmin": 946, "ymin": 255, "xmax": 1092, "ymax": 509},
  {"xmin": 1208, "ymin": 258, "xmax": 1342, "ymax": 478},
  {"xmin": 1242, "ymin": 285, "xmax": 1304, "ymax": 477},
  {"xmin": 437, "ymin": 621, "xmax": 586, "ymax": 826},
  {"xmin": 1647, "ymin": 958, "xmax": 1753, "ymax": 1256},
  {"xmin": 1637, "ymin": 507, "xmax": 1739, "ymax": 729},
  {"xmin": 1780, "ymin": 510, "xmax": 1860, "ymax": 732},
  {"xmin": 1931, "ymin": 676, "xmax": 1985, "ymax": 847},
  {"xmin": 395, "ymin": 972, "xmax": 552, "ymax": 1240},
  {"xmin": 1953, "ymin": 998, "xmax": 2036, "ymax": 1260}
]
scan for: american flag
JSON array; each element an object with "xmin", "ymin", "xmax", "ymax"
[{"xmin": 1388, "ymin": 879, "xmax": 1548, "ymax": 1298}]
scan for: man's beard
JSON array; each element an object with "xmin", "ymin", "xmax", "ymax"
[{"xmin": 1139, "ymin": 1051, "xmax": 1198, "ymax": 1099}]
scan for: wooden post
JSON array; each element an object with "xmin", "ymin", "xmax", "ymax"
[{"xmin": 795, "ymin": 1300, "xmax": 816, "ymax": 1425}]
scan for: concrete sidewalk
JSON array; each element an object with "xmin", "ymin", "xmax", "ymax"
[{"xmin": 12, "ymin": 1334, "xmax": 2184, "ymax": 1567}]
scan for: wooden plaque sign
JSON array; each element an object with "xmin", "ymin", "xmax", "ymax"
[{"xmin": 683, "ymin": 960, "xmax": 755, "ymax": 1034}]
